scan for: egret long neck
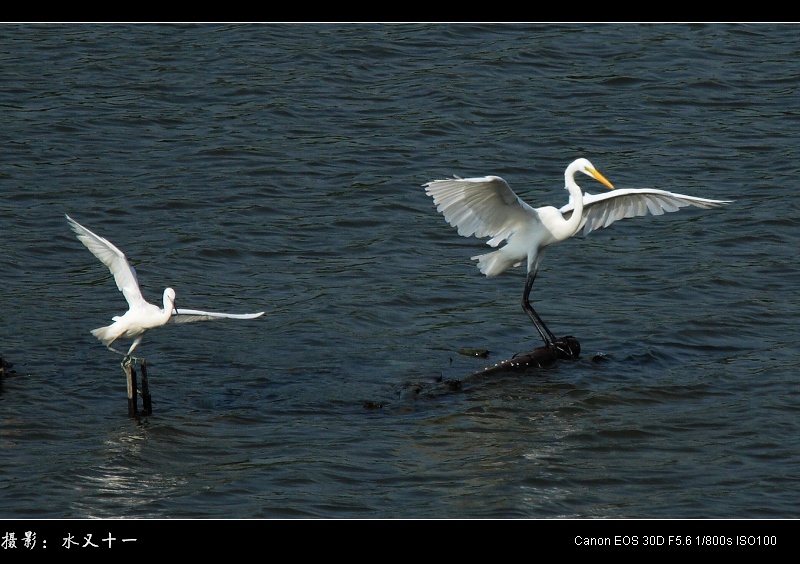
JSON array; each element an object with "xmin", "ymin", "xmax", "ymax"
[
  {"xmin": 162, "ymin": 292, "xmax": 175, "ymax": 319},
  {"xmin": 562, "ymin": 180, "xmax": 584, "ymax": 239}
]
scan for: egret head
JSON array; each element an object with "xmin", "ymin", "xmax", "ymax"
[
  {"xmin": 573, "ymin": 158, "xmax": 615, "ymax": 190},
  {"xmin": 164, "ymin": 287, "xmax": 177, "ymax": 311}
]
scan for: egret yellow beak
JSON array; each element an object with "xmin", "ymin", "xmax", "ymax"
[{"xmin": 589, "ymin": 167, "xmax": 614, "ymax": 190}]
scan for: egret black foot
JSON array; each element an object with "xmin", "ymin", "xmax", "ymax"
[
  {"xmin": 549, "ymin": 337, "xmax": 580, "ymax": 360},
  {"xmin": 121, "ymin": 355, "xmax": 144, "ymax": 368}
]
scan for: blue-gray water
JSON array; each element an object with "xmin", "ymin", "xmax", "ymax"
[{"xmin": 1, "ymin": 23, "xmax": 798, "ymax": 519}]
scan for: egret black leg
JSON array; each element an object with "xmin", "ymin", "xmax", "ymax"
[
  {"xmin": 522, "ymin": 271, "xmax": 558, "ymax": 347},
  {"xmin": 108, "ymin": 345, "xmax": 127, "ymax": 357}
]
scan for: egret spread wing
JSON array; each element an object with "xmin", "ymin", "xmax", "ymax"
[
  {"xmin": 66, "ymin": 214, "xmax": 145, "ymax": 309},
  {"xmin": 170, "ymin": 308, "xmax": 265, "ymax": 324},
  {"xmin": 559, "ymin": 189, "xmax": 732, "ymax": 236},
  {"xmin": 423, "ymin": 176, "xmax": 539, "ymax": 247}
]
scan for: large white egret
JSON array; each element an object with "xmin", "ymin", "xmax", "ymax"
[
  {"xmin": 423, "ymin": 158, "xmax": 731, "ymax": 350},
  {"xmin": 66, "ymin": 214, "xmax": 265, "ymax": 361}
]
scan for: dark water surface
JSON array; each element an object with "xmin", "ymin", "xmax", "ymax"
[{"xmin": 1, "ymin": 23, "xmax": 799, "ymax": 519}]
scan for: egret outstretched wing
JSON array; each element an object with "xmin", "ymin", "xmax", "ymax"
[
  {"xmin": 423, "ymin": 176, "xmax": 539, "ymax": 247},
  {"xmin": 66, "ymin": 214, "xmax": 145, "ymax": 310},
  {"xmin": 170, "ymin": 309, "xmax": 265, "ymax": 324},
  {"xmin": 560, "ymin": 188, "xmax": 732, "ymax": 236}
]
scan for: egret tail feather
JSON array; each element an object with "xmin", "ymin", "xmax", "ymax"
[
  {"xmin": 90, "ymin": 326, "xmax": 116, "ymax": 347},
  {"xmin": 472, "ymin": 249, "xmax": 522, "ymax": 277}
]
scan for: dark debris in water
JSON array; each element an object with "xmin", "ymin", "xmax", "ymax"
[
  {"xmin": 0, "ymin": 356, "xmax": 16, "ymax": 379},
  {"xmin": 363, "ymin": 401, "xmax": 387, "ymax": 410},
  {"xmin": 458, "ymin": 348, "xmax": 490, "ymax": 358}
]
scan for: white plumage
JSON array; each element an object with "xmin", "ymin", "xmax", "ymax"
[
  {"xmin": 423, "ymin": 158, "xmax": 731, "ymax": 348},
  {"xmin": 67, "ymin": 214, "xmax": 265, "ymax": 359}
]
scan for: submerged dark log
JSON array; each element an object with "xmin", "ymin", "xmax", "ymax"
[
  {"xmin": 473, "ymin": 336, "xmax": 581, "ymax": 377},
  {"xmin": 361, "ymin": 337, "xmax": 582, "ymax": 412}
]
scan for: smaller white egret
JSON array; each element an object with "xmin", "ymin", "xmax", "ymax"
[
  {"xmin": 66, "ymin": 214, "xmax": 265, "ymax": 361},
  {"xmin": 423, "ymin": 158, "xmax": 731, "ymax": 350}
]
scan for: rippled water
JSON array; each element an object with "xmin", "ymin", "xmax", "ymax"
[{"xmin": 1, "ymin": 23, "xmax": 799, "ymax": 519}]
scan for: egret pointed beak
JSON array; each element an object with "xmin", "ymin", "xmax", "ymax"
[{"xmin": 589, "ymin": 168, "xmax": 614, "ymax": 190}]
